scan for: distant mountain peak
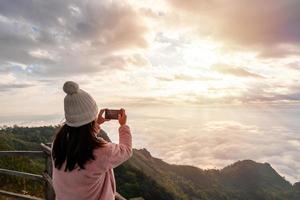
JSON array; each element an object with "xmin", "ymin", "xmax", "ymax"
[
  {"xmin": 136, "ymin": 148, "xmax": 152, "ymax": 159},
  {"xmin": 223, "ymin": 159, "xmax": 273, "ymax": 170},
  {"xmin": 233, "ymin": 159, "xmax": 258, "ymax": 166}
]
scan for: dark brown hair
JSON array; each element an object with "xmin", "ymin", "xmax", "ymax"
[{"xmin": 52, "ymin": 121, "xmax": 104, "ymax": 172}]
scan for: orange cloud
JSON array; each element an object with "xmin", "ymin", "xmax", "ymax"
[{"xmin": 167, "ymin": 0, "xmax": 300, "ymax": 57}]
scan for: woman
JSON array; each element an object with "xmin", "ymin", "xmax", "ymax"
[{"xmin": 51, "ymin": 81, "xmax": 132, "ymax": 200}]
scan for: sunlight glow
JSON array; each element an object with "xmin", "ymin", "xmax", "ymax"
[{"xmin": 182, "ymin": 41, "xmax": 221, "ymax": 68}]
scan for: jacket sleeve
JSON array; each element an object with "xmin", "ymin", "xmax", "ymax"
[{"xmin": 107, "ymin": 125, "xmax": 132, "ymax": 169}]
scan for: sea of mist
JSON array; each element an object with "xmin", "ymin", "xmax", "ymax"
[{"xmin": 1, "ymin": 103, "xmax": 300, "ymax": 183}]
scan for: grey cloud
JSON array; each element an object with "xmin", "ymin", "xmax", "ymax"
[
  {"xmin": 100, "ymin": 56, "xmax": 128, "ymax": 70},
  {"xmin": 281, "ymin": 92, "xmax": 300, "ymax": 101},
  {"xmin": 107, "ymin": 96, "xmax": 178, "ymax": 107},
  {"xmin": 0, "ymin": 0, "xmax": 70, "ymax": 28},
  {"xmin": 174, "ymin": 74, "xmax": 200, "ymax": 81},
  {"xmin": 155, "ymin": 76, "xmax": 174, "ymax": 81},
  {"xmin": 239, "ymin": 85, "xmax": 300, "ymax": 104},
  {"xmin": 149, "ymin": 33, "xmax": 184, "ymax": 67},
  {"xmin": 73, "ymin": 2, "xmax": 148, "ymax": 51},
  {"xmin": 154, "ymin": 32, "xmax": 183, "ymax": 47},
  {"xmin": 100, "ymin": 54, "xmax": 150, "ymax": 70},
  {"xmin": 155, "ymin": 73, "xmax": 216, "ymax": 82},
  {"xmin": 258, "ymin": 45, "xmax": 300, "ymax": 58},
  {"xmin": 212, "ymin": 64, "xmax": 264, "ymax": 78},
  {"xmin": 105, "ymin": 83, "xmax": 300, "ymax": 106},
  {"xmin": 179, "ymin": 83, "xmax": 300, "ymax": 105},
  {"xmin": 0, "ymin": 19, "xmax": 56, "ymax": 64},
  {"xmin": 0, "ymin": 65, "xmax": 22, "ymax": 74},
  {"xmin": 0, "ymin": 83, "xmax": 33, "ymax": 92},
  {"xmin": 0, "ymin": 0, "xmax": 150, "ymax": 77},
  {"xmin": 174, "ymin": 74, "xmax": 216, "ymax": 81},
  {"xmin": 27, "ymin": 54, "xmax": 150, "ymax": 77}
]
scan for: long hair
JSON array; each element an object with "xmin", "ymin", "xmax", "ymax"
[{"xmin": 52, "ymin": 121, "xmax": 104, "ymax": 172}]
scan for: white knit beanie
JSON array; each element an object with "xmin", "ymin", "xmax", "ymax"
[{"xmin": 63, "ymin": 81, "xmax": 98, "ymax": 127}]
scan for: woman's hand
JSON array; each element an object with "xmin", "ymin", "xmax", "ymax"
[
  {"xmin": 118, "ymin": 108, "xmax": 127, "ymax": 126},
  {"xmin": 97, "ymin": 108, "xmax": 110, "ymax": 125},
  {"xmin": 93, "ymin": 122, "xmax": 100, "ymax": 135}
]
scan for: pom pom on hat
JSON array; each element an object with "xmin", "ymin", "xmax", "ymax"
[
  {"xmin": 63, "ymin": 81, "xmax": 79, "ymax": 95},
  {"xmin": 62, "ymin": 81, "xmax": 98, "ymax": 127}
]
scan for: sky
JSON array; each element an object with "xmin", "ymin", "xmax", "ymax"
[{"xmin": 0, "ymin": 0, "xmax": 300, "ymax": 183}]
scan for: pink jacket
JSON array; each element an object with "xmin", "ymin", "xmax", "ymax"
[{"xmin": 52, "ymin": 125, "xmax": 132, "ymax": 200}]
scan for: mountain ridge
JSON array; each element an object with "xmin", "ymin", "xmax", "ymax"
[{"xmin": 116, "ymin": 148, "xmax": 300, "ymax": 200}]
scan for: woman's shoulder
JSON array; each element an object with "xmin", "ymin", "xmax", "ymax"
[{"xmin": 93, "ymin": 139, "xmax": 114, "ymax": 156}]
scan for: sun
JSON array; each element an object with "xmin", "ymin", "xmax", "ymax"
[{"xmin": 182, "ymin": 41, "xmax": 221, "ymax": 69}]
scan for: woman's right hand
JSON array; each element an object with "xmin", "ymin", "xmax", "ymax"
[
  {"xmin": 97, "ymin": 108, "xmax": 110, "ymax": 125},
  {"xmin": 118, "ymin": 108, "xmax": 127, "ymax": 126}
]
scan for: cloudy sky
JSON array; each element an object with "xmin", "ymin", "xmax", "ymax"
[{"xmin": 0, "ymin": 0, "xmax": 300, "ymax": 183}]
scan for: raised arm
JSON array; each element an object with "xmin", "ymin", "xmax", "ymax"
[{"xmin": 108, "ymin": 108, "xmax": 132, "ymax": 168}]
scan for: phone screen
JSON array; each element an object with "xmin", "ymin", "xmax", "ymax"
[{"xmin": 104, "ymin": 109, "xmax": 121, "ymax": 120}]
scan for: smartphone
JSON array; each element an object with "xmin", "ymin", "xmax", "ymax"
[{"xmin": 104, "ymin": 109, "xmax": 121, "ymax": 120}]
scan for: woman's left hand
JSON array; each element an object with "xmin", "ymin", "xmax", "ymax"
[{"xmin": 97, "ymin": 108, "xmax": 110, "ymax": 125}]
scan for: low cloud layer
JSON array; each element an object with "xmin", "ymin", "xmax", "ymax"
[{"xmin": 132, "ymin": 116, "xmax": 300, "ymax": 184}]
